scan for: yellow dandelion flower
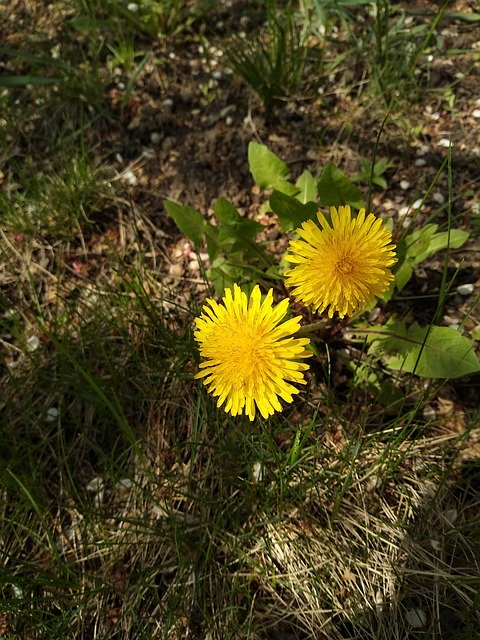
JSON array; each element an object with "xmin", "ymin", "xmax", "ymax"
[
  {"xmin": 194, "ymin": 284, "xmax": 311, "ymax": 421},
  {"xmin": 285, "ymin": 205, "xmax": 396, "ymax": 319}
]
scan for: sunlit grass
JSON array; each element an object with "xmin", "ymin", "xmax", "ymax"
[{"xmin": 1, "ymin": 0, "xmax": 479, "ymax": 638}]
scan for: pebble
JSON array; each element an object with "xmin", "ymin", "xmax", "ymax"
[
  {"xmin": 225, "ymin": 116, "xmax": 233, "ymax": 126},
  {"xmin": 398, "ymin": 205, "xmax": 410, "ymax": 217},
  {"xmin": 423, "ymin": 405, "xmax": 436, "ymax": 420},
  {"xmin": 400, "ymin": 180, "xmax": 410, "ymax": 190},
  {"xmin": 473, "ymin": 109, "xmax": 480, "ymax": 119},
  {"xmin": 115, "ymin": 152, "xmax": 123, "ymax": 163},
  {"xmin": 405, "ymin": 608, "xmax": 427, "ymax": 629},
  {"xmin": 150, "ymin": 132, "xmax": 162, "ymax": 144},
  {"xmin": 212, "ymin": 71, "xmax": 222, "ymax": 80},
  {"xmin": 127, "ymin": 2, "xmax": 139, "ymax": 11},
  {"xmin": 45, "ymin": 407, "xmax": 59, "ymax": 423},
  {"xmin": 431, "ymin": 112, "xmax": 440, "ymax": 121},
  {"xmin": 443, "ymin": 315, "xmax": 458, "ymax": 326},
  {"xmin": 456, "ymin": 283, "xmax": 474, "ymax": 296},
  {"xmin": 122, "ymin": 169, "xmax": 137, "ymax": 186},
  {"xmin": 438, "ymin": 138, "xmax": 452, "ymax": 148},
  {"xmin": 414, "ymin": 158, "xmax": 427, "ymax": 166},
  {"xmin": 26, "ymin": 335, "xmax": 40, "ymax": 352},
  {"xmin": 432, "ymin": 192, "xmax": 445, "ymax": 204},
  {"xmin": 416, "ymin": 144, "xmax": 430, "ymax": 156},
  {"xmin": 86, "ymin": 477, "xmax": 104, "ymax": 492},
  {"xmin": 162, "ymin": 98, "xmax": 173, "ymax": 107},
  {"xmin": 412, "ymin": 198, "xmax": 423, "ymax": 210}
]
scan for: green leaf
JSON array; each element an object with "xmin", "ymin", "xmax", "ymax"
[
  {"xmin": 209, "ymin": 256, "xmax": 244, "ymax": 296},
  {"xmin": 295, "ymin": 170, "xmax": 317, "ymax": 203},
  {"xmin": 248, "ymin": 141, "xmax": 289, "ymax": 189},
  {"xmin": 164, "ymin": 200, "xmax": 207, "ymax": 246},
  {"xmin": 414, "ymin": 228, "xmax": 469, "ymax": 264},
  {"xmin": 317, "ymin": 163, "xmax": 364, "ymax": 209},
  {"xmin": 269, "ymin": 190, "xmax": 318, "ymax": 232},
  {"xmin": 370, "ymin": 321, "xmax": 480, "ymax": 379}
]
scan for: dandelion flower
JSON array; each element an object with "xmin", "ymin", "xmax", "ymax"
[
  {"xmin": 194, "ymin": 284, "xmax": 311, "ymax": 421},
  {"xmin": 285, "ymin": 205, "xmax": 396, "ymax": 318}
]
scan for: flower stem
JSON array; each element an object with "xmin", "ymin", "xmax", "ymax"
[{"xmin": 296, "ymin": 320, "xmax": 328, "ymax": 338}]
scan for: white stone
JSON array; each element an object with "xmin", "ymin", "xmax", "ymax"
[
  {"xmin": 122, "ymin": 169, "xmax": 137, "ymax": 186},
  {"xmin": 398, "ymin": 205, "xmax": 410, "ymax": 217},
  {"xmin": 86, "ymin": 477, "xmax": 104, "ymax": 492},
  {"xmin": 150, "ymin": 132, "xmax": 162, "ymax": 144},
  {"xmin": 400, "ymin": 180, "xmax": 410, "ymax": 190},
  {"xmin": 438, "ymin": 138, "xmax": 452, "ymax": 148},
  {"xmin": 225, "ymin": 116, "xmax": 233, "ymax": 126},
  {"xmin": 432, "ymin": 192, "xmax": 445, "ymax": 204},
  {"xmin": 45, "ymin": 407, "xmax": 59, "ymax": 423},
  {"xmin": 473, "ymin": 109, "xmax": 480, "ymax": 119},
  {"xmin": 26, "ymin": 335, "xmax": 40, "ymax": 352},
  {"xmin": 412, "ymin": 198, "xmax": 423, "ymax": 209},
  {"xmin": 456, "ymin": 283, "xmax": 474, "ymax": 296},
  {"xmin": 416, "ymin": 144, "xmax": 430, "ymax": 156},
  {"xmin": 414, "ymin": 158, "xmax": 427, "ymax": 166},
  {"xmin": 127, "ymin": 2, "xmax": 139, "ymax": 11},
  {"xmin": 405, "ymin": 608, "xmax": 427, "ymax": 628}
]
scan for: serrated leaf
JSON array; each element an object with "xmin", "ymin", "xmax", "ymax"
[
  {"xmin": 248, "ymin": 141, "xmax": 289, "ymax": 189},
  {"xmin": 370, "ymin": 321, "xmax": 480, "ymax": 378},
  {"xmin": 318, "ymin": 163, "xmax": 364, "ymax": 209},
  {"xmin": 209, "ymin": 256, "xmax": 244, "ymax": 295},
  {"xmin": 269, "ymin": 190, "xmax": 318, "ymax": 232},
  {"xmin": 295, "ymin": 170, "xmax": 317, "ymax": 203}
]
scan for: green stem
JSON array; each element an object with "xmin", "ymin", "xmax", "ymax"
[{"xmin": 296, "ymin": 319, "xmax": 328, "ymax": 338}]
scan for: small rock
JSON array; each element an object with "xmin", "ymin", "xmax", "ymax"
[
  {"xmin": 438, "ymin": 138, "xmax": 452, "ymax": 148},
  {"xmin": 412, "ymin": 198, "xmax": 423, "ymax": 210},
  {"xmin": 473, "ymin": 109, "xmax": 480, "ymax": 119},
  {"xmin": 225, "ymin": 116, "xmax": 233, "ymax": 126},
  {"xmin": 431, "ymin": 112, "xmax": 440, "ymax": 121},
  {"xmin": 212, "ymin": 71, "xmax": 222, "ymax": 80},
  {"xmin": 405, "ymin": 608, "xmax": 427, "ymax": 629},
  {"xmin": 430, "ymin": 539, "xmax": 442, "ymax": 551},
  {"xmin": 127, "ymin": 2, "xmax": 139, "ymax": 11},
  {"xmin": 400, "ymin": 180, "xmax": 410, "ymax": 190},
  {"xmin": 150, "ymin": 132, "xmax": 162, "ymax": 144},
  {"xmin": 422, "ymin": 405, "xmax": 436, "ymax": 421},
  {"xmin": 456, "ymin": 283, "xmax": 474, "ymax": 296},
  {"xmin": 432, "ymin": 192, "xmax": 445, "ymax": 204},
  {"xmin": 414, "ymin": 158, "xmax": 427, "ymax": 166},
  {"xmin": 26, "ymin": 335, "xmax": 40, "ymax": 352},
  {"xmin": 398, "ymin": 205, "xmax": 410, "ymax": 217},
  {"xmin": 115, "ymin": 152, "xmax": 123, "ymax": 163},
  {"xmin": 45, "ymin": 407, "xmax": 59, "ymax": 423},
  {"xmin": 122, "ymin": 169, "xmax": 137, "ymax": 186},
  {"xmin": 443, "ymin": 508, "xmax": 457, "ymax": 525},
  {"xmin": 416, "ymin": 144, "xmax": 430, "ymax": 156},
  {"xmin": 86, "ymin": 477, "xmax": 104, "ymax": 492}
]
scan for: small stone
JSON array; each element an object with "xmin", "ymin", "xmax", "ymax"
[
  {"xmin": 26, "ymin": 335, "xmax": 40, "ymax": 352},
  {"xmin": 431, "ymin": 112, "xmax": 440, "ymax": 121},
  {"xmin": 400, "ymin": 180, "xmax": 410, "ymax": 190},
  {"xmin": 212, "ymin": 71, "xmax": 222, "ymax": 80},
  {"xmin": 405, "ymin": 608, "xmax": 427, "ymax": 628},
  {"xmin": 430, "ymin": 539, "xmax": 442, "ymax": 551},
  {"xmin": 150, "ymin": 132, "xmax": 162, "ymax": 144},
  {"xmin": 116, "ymin": 478, "xmax": 133, "ymax": 493},
  {"xmin": 438, "ymin": 138, "xmax": 452, "ymax": 148},
  {"xmin": 86, "ymin": 477, "xmax": 104, "ymax": 492},
  {"xmin": 117, "ymin": 82, "xmax": 126, "ymax": 91},
  {"xmin": 456, "ymin": 283, "xmax": 474, "ymax": 296},
  {"xmin": 162, "ymin": 98, "xmax": 173, "ymax": 107},
  {"xmin": 45, "ymin": 407, "xmax": 59, "ymax": 423},
  {"xmin": 412, "ymin": 198, "xmax": 423, "ymax": 210},
  {"xmin": 225, "ymin": 116, "xmax": 233, "ymax": 126},
  {"xmin": 422, "ymin": 405, "xmax": 436, "ymax": 420},
  {"xmin": 115, "ymin": 152, "xmax": 123, "ymax": 163},
  {"xmin": 122, "ymin": 169, "xmax": 137, "ymax": 186},
  {"xmin": 252, "ymin": 461, "xmax": 263, "ymax": 482},
  {"xmin": 416, "ymin": 144, "xmax": 430, "ymax": 156},
  {"xmin": 432, "ymin": 192, "xmax": 445, "ymax": 204},
  {"xmin": 473, "ymin": 109, "xmax": 480, "ymax": 119},
  {"xmin": 443, "ymin": 508, "xmax": 457, "ymax": 525},
  {"xmin": 414, "ymin": 158, "xmax": 427, "ymax": 166},
  {"xmin": 398, "ymin": 205, "xmax": 410, "ymax": 217},
  {"xmin": 127, "ymin": 2, "xmax": 139, "ymax": 11}
]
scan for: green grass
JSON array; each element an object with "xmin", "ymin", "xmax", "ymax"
[{"xmin": 1, "ymin": 0, "xmax": 480, "ymax": 638}]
